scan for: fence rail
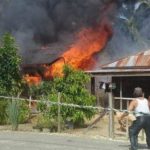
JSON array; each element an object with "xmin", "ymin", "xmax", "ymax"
[{"xmin": 0, "ymin": 95, "xmax": 148, "ymax": 141}]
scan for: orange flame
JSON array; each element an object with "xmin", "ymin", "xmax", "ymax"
[
  {"xmin": 44, "ymin": 19, "xmax": 112, "ymax": 77},
  {"xmin": 23, "ymin": 74, "xmax": 41, "ymax": 86}
]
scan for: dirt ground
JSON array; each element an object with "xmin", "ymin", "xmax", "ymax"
[
  {"xmin": 0, "ymin": 113, "xmax": 128, "ymax": 140},
  {"xmin": 64, "ymin": 114, "xmax": 128, "ymax": 140}
]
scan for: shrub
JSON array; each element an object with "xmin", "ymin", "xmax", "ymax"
[
  {"xmin": 0, "ymin": 99, "xmax": 8, "ymax": 125},
  {"xmin": 33, "ymin": 113, "xmax": 63, "ymax": 132},
  {"xmin": 38, "ymin": 65, "xmax": 96, "ymax": 128},
  {"xmin": 7, "ymin": 100, "xmax": 19, "ymax": 130},
  {"xmin": 7, "ymin": 99, "xmax": 30, "ymax": 130},
  {"xmin": 18, "ymin": 100, "xmax": 30, "ymax": 124},
  {"xmin": 0, "ymin": 33, "xmax": 22, "ymax": 95}
]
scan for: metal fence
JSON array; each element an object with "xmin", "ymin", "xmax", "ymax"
[{"xmin": 0, "ymin": 94, "xmax": 147, "ymax": 141}]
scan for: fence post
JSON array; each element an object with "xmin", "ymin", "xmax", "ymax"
[
  {"xmin": 108, "ymin": 92, "xmax": 114, "ymax": 139},
  {"xmin": 120, "ymin": 79, "xmax": 123, "ymax": 110},
  {"xmin": 29, "ymin": 95, "xmax": 32, "ymax": 109},
  {"xmin": 57, "ymin": 92, "xmax": 61, "ymax": 133},
  {"xmin": 126, "ymin": 100, "xmax": 129, "ymax": 139}
]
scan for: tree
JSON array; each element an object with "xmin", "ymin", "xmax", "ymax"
[
  {"xmin": 0, "ymin": 33, "xmax": 21, "ymax": 95},
  {"xmin": 38, "ymin": 65, "xmax": 96, "ymax": 128}
]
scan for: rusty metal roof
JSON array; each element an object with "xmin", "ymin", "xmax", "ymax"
[
  {"xmin": 86, "ymin": 50, "xmax": 150, "ymax": 76},
  {"xmin": 102, "ymin": 49, "xmax": 150, "ymax": 68}
]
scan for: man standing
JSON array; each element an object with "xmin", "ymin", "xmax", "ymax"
[{"xmin": 119, "ymin": 87, "xmax": 150, "ymax": 150}]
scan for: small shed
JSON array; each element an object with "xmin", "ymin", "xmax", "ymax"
[{"xmin": 87, "ymin": 50, "xmax": 150, "ymax": 108}]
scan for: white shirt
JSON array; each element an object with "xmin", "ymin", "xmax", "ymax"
[{"xmin": 134, "ymin": 98, "xmax": 150, "ymax": 117}]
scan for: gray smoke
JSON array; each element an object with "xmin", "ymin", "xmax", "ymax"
[
  {"xmin": 0, "ymin": 0, "xmax": 150, "ymax": 66},
  {"xmin": 97, "ymin": 0, "xmax": 150, "ymax": 66},
  {"xmin": 0, "ymin": 0, "xmax": 105, "ymax": 64}
]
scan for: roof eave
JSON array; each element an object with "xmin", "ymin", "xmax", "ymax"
[{"xmin": 86, "ymin": 68, "xmax": 150, "ymax": 77}]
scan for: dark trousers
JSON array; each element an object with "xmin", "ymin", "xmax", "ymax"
[{"xmin": 129, "ymin": 116, "xmax": 150, "ymax": 150}]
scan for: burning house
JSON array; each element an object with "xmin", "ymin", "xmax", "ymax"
[
  {"xmin": 19, "ymin": 0, "xmax": 115, "ymax": 84},
  {"xmin": 0, "ymin": 0, "xmax": 150, "ymax": 87}
]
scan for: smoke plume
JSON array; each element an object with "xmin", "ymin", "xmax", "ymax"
[
  {"xmin": 0, "ymin": 0, "xmax": 105, "ymax": 64},
  {"xmin": 97, "ymin": 0, "xmax": 150, "ymax": 66},
  {"xmin": 0, "ymin": 0, "xmax": 150, "ymax": 67}
]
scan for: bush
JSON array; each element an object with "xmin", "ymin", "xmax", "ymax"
[
  {"xmin": 7, "ymin": 100, "xmax": 19, "ymax": 130},
  {"xmin": 38, "ymin": 65, "xmax": 96, "ymax": 128},
  {"xmin": 7, "ymin": 99, "xmax": 30, "ymax": 130},
  {"xmin": 0, "ymin": 99, "xmax": 8, "ymax": 125},
  {"xmin": 18, "ymin": 100, "xmax": 30, "ymax": 124},
  {"xmin": 33, "ymin": 114, "xmax": 63, "ymax": 132},
  {"xmin": 0, "ymin": 33, "xmax": 22, "ymax": 95}
]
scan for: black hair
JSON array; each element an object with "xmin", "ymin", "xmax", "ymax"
[{"xmin": 133, "ymin": 87, "xmax": 143, "ymax": 98}]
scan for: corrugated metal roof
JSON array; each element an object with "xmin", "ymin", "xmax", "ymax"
[{"xmin": 102, "ymin": 50, "xmax": 150, "ymax": 68}]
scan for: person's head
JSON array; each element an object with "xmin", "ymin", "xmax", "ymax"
[{"xmin": 133, "ymin": 87, "xmax": 143, "ymax": 98}]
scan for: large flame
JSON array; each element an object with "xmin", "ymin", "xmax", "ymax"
[{"xmin": 44, "ymin": 19, "xmax": 112, "ymax": 78}]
